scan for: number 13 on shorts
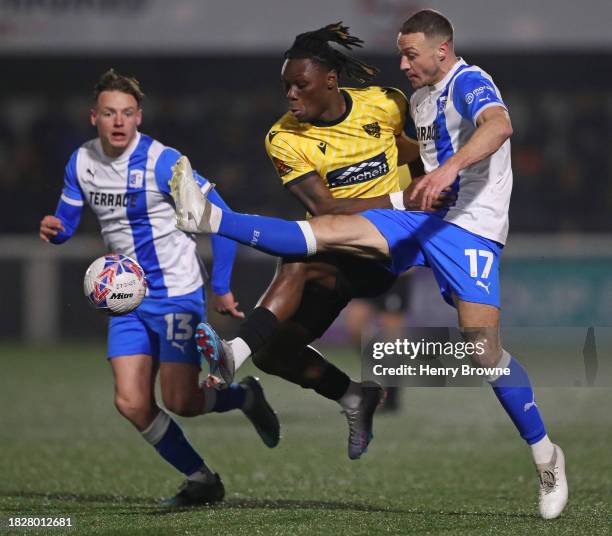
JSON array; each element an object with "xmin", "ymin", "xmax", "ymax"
[
  {"xmin": 164, "ymin": 313, "xmax": 194, "ymax": 340},
  {"xmin": 464, "ymin": 249, "xmax": 494, "ymax": 279}
]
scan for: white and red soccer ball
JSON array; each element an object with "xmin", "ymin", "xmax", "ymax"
[{"xmin": 83, "ymin": 254, "xmax": 147, "ymax": 315}]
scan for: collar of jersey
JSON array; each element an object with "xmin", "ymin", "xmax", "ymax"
[
  {"xmin": 310, "ymin": 90, "xmax": 353, "ymax": 128},
  {"xmin": 429, "ymin": 58, "xmax": 467, "ymax": 93},
  {"xmin": 96, "ymin": 131, "xmax": 141, "ymax": 163}
]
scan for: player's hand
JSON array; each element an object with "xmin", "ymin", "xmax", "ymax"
[
  {"xmin": 403, "ymin": 177, "xmax": 456, "ymax": 211},
  {"xmin": 409, "ymin": 163, "xmax": 460, "ymax": 211},
  {"xmin": 201, "ymin": 374, "xmax": 224, "ymax": 389},
  {"xmin": 39, "ymin": 215, "xmax": 64, "ymax": 242},
  {"xmin": 212, "ymin": 291, "xmax": 245, "ymax": 319}
]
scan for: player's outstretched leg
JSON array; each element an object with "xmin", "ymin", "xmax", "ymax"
[
  {"xmin": 170, "ymin": 156, "xmax": 388, "ymax": 261},
  {"xmin": 171, "ymin": 155, "xmax": 315, "ymax": 256}
]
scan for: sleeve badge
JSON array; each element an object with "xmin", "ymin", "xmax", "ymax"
[{"xmin": 272, "ymin": 157, "xmax": 293, "ymax": 177}]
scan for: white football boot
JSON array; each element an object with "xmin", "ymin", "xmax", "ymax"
[
  {"xmin": 536, "ymin": 444, "xmax": 568, "ymax": 519},
  {"xmin": 170, "ymin": 155, "xmax": 218, "ymax": 233}
]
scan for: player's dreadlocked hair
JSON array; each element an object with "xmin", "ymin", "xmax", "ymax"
[
  {"xmin": 93, "ymin": 69, "xmax": 145, "ymax": 106},
  {"xmin": 284, "ymin": 22, "xmax": 379, "ymax": 84}
]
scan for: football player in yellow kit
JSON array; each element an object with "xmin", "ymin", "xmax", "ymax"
[{"xmin": 195, "ymin": 23, "xmax": 450, "ymax": 460}]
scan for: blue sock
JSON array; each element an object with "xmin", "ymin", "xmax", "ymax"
[
  {"xmin": 218, "ymin": 212, "xmax": 313, "ymax": 256},
  {"xmin": 142, "ymin": 411, "xmax": 203, "ymax": 476},
  {"xmin": 489, "ymin": 352, "xmax": 547, "ymax": 445},
  {"xmin": 211, "ymin": 383, "xmax": 247, "ymax": 413}
]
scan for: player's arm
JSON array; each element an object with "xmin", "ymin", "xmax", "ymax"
[
  {"xmin": 287, "ymin": 171, "xmax": 454, "ymax": 215},
  {"xmin": 269, "ymin": 133, "xmax": 446, "ymax": 214},
  {"xmin": 287, "ymin": 167, "xmax": 452, "ymax": 215},
  {"xmin": 410, "ymin": 73, "xmax": 513, "ymax": 211},
  {"xmin": 285, "ymin": 173, "xmax": 390, "ymax": 215},
  {"xmin": 155, "ymin": 148, "xmax": 243, "ymax": 318},
  {"xmin": 396, "ymin": 133, "xmax": 425, "ymax": 178},
  {"xmin": 268, "ymin": 136, "xmax": 394, "ymax": 214},
  {"xmin": 40, "ymin": 150, "xmax": 84, "ymax": 244},
  {"xmin": 384, "ymin": 86, "xmax": 425, "ymax": 178},
  {"xmin": 204, "ymin": 185, "xmax": 244, "ymax": 319},
  {"xmin": 396, "ymin": 133, "xmax": 420, "ymax": 166},
  {"xmin": 447, "ymin": 106, "xmax": 512, "ymax": 170},
  {"xmin": 411, "ymin": 107, "xmax": 512, "ymax": 211},
  {"xmin": 385, "ymin": 87, "xmax": 431, "ymax": 201}
]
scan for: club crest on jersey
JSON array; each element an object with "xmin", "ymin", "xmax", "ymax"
[
  {"xmin": 128, "ymin": 169, "xmax": 144, "ymax": 189},
  {"xmin": 272, "ymin": 157, "xmax": 293, "ymax": 178},
  {"xmin": 317, "ymin": 141, "xmax": 327, "ymax": 155},
  {"xmin": 362, "ymin": 122, "xmax": 381, "ymax": 138},
  {"xmin": 438, "ymin": 96, "xmax": 448, "ymax": 113},
  {"xmin": 326, "ymin": 152, "xmax": 389, "ymax": 189},
  {"xmin": 268, "ymin": 131, "xmax": 279, "ymax": 143}
]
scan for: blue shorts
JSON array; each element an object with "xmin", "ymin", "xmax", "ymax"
[
  {"xmin": 107, "ymin": 287, "xmax": 205, "ymax": 365},
  {"xmin": 361, "ymin": 210, "xmax": 502, "ymax": 308}
]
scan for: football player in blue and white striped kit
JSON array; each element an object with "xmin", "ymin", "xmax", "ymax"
[
  {"xmin": 39, "ymin": 70, "xmax": 279, "ymax": 507},
  {"xmin": 171, "ymin": 11, "xmax": 567, "ymax": 519}
]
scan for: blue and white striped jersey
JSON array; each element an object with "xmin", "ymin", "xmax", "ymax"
[
  {"xmin": 52, "ymin": 132, "xmax": 236, "ymax": 298},
  {"xmin": 410, "ymin": 58, "xmax": 512, "ymax": 244}
]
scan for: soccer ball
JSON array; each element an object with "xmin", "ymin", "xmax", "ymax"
[{"xmin": 83, "ymin": 254, "xmax": 147, "ymax": 315}]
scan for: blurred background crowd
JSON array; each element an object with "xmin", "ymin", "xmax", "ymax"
[
  {"xmin": 1, "ymin": 0, "xmax": 611, "ymax": 341},
  {"xmin": 2, "ymin": 54, "xmax": 612, "ymax": 233}
]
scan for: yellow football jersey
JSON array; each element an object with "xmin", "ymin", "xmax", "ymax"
[{"xmin": 265, "ymin": 86, "xmax": 412, "ymax": 199}]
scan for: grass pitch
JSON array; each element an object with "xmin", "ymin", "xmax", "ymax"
[{"xmin": 0, "ymin": 343, "xmax": 610, "ymax": 535}]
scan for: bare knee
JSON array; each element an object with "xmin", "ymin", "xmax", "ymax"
[
  {"xmin": 456, "ymin": 301, "xmax": 501, "ymax": 367},
  {"xmin": 462, "ymin": 327, "xmax": 502, "ymax": 367},
  {"xmin": 114, "ymin": 394, "xmax": 156, "ymax": 430},
  {"xmin": 470, "ymin": 346, "xmax": 502, "ymax": 368},
  {"xmin": 163, "ymin": 394, "xmax": 195, "ymax": 417},
  {"xmin": 158, "ymin": 362, "xmax": 204, "ymax": 417},
  {"xmin": 310, "ymin": 215, "xmax": 388, "ymax": 259},
  {"xmin": 162, "ymin": 389, "xmax": 201, "ymax": 417},
  {"xmin": 308, "ymin": 215, "xmax": 347, "ymax": 251}
]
